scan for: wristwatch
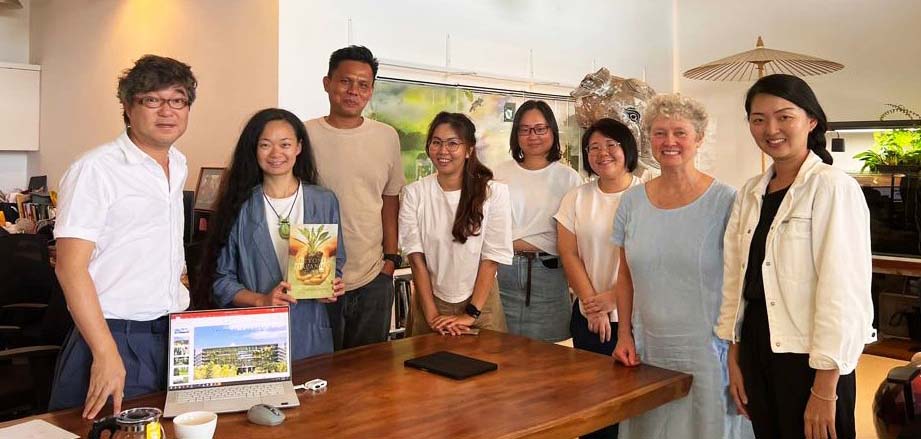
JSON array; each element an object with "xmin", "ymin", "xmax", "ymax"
[
  {"xmin": 465, "ymin": 303, "xmax": 481, "ymax": 320},
  {"xmin": 383, "ymin": 253, "xmax": 403, "ymax": 268}
]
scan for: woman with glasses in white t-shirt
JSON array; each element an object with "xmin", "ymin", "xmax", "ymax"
[
  {"xmin": 400, "ymin": 112, "xmax": 513, "ymax": 336},
  {"xmin": 494, "ymin": 100, "xmax": 583, "ymax": 342},
  {"xmin": 555, "ymin": 118, "xmax": 641, "ymax": 439}
]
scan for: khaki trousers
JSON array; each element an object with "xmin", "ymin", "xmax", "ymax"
[{"xmin": 408, "ymin": 279, "xmax": 507, "ymax": 337}]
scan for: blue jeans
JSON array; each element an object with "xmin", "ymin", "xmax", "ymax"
[
  {"xmin": 497, "ymin": 254, "xmax": 571, "ymax": 342},
  {"xmin": 325, "ymin": 273, "xmax": 394, "ymax": 350},
  {"xmin": 48, "ymin": 317, "xmax": 168, "ymax": 411}
]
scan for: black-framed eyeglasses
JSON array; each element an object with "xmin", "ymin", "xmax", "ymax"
[
  {"xmin": 587, "ymin": 141, "xmax": 622, "ymax": 155},
  {"xmin": 429, "ymin": 139, "xmax": 464, "ymax": 152},
  {"xmin": 135, "ymin": 96, "xmax": 190, "ymax": 110},
  {"xmin": 517, "ymin": 125, "xmax": 550, "ymax": 136}
]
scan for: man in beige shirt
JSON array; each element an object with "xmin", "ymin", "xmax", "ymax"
[{"xmin": 306, "ymin": 46, "xmax": 404, "ymax": 349}]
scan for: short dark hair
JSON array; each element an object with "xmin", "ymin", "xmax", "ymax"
[
  {"xmin": 509, "ymin": 100, "xmax": 562, "ymax": 163},
  {"xmin": 328, "ymin": 45, "xmax": 379, "ymax": 80},
  {"xmin": 744, "ymin": 74, "xmax": 832, "ymax": 165},
  {"xmin": 581, "ymin": 118, "xmax": 638, "ymax": 175},
  {"xmin": 117, "ymin": 54, "xmax": 197, "ymax": 126}
]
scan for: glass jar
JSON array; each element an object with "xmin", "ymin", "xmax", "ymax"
[{"xmin": 88, "ymin": 407, "xmax": 165, "ymax": 439}]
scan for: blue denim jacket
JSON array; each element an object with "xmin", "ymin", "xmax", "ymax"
[{"xmin": 213, "ymin": 183, "xmax": 346, "ymax": 360}]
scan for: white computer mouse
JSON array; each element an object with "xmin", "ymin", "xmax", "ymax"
[{"xmin": 246, "ymin": 404, "xmax": 285, "ymax": 426}]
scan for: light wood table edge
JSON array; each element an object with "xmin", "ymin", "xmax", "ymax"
[{"xmin": 496, "ymin": 371, "xmax": 694, "ymax": 439}]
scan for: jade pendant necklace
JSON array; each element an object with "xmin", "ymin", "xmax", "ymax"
[{"xmin": 264, "ymin": 183, "xmax": 300, "ymax": 239}]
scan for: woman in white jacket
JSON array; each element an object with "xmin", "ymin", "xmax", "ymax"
[{"xmin": 716, "ymin": 74, "xmax": 875, "ymax": 439}]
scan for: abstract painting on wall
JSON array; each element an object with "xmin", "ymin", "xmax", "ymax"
[{"xmin": 364, "ymin": 79, "xmax": 583, "ymax": 184}]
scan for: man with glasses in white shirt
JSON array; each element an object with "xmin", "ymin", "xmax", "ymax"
[{"xmin": 48, "ymin": 55, "xmax": 197, "ymax": 419}]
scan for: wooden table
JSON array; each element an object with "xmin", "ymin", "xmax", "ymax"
[
  {"xmin": 0, "ymin": 331, "xmax": 692, "ymax": 438},
  {"xmin": 873, "ymin": 254, "xmax": 921, "ymax": 277}
]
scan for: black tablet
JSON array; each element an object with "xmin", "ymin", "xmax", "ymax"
[{"xmin": 404, "ymin": 351, "xmax": 498, "ymax": 380}]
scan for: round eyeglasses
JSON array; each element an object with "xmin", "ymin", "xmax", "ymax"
[
  {"xmin": 428, "ymin": 139, "xmax": 464, "ymax": 152},
  {"xmin": 587, "ymin": 141, "xmax": 623, "ymax": 156}
]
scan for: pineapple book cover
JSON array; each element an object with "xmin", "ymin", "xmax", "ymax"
[{"xmin": 286, "ymin": 224, "xmax": 338, "ymax": 299}]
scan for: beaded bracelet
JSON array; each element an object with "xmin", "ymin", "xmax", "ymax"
[{"xmin": 810, "ymin": 387, "xmax": 838, "ymax": 402}]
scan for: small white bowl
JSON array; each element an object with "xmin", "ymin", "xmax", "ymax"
[{"xmin": 172, "ymin": 411, "xmax": 218, "ymax": 439}]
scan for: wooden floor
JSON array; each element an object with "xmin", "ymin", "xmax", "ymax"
[{"xmin": 856, "ymin": 354, "xmax": 904, "ymax": 439}]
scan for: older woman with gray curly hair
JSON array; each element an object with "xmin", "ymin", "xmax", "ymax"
[{"xmin": 584, "ymin": 94, "xmax": 752, "ymax": 439}]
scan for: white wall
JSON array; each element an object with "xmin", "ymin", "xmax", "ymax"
[
  {"xmin": 279, "ymin": 0, "xmax": 675, "ymax": 121},
  {"xmin": 30, "ymin": 0, "xmax": 278, "ymax": 191},
  {"xmin": 676, "ymin": 0, "xmax": 921, "ymax": 187},
  {"xmin": 5, "ymin": 1, "xmax": 918, "ymax": 191},
  {"xmin": 0, "ymin": 0, "xmax": 30, "ymax": 191},
  {"xmin": 0, "ymin": 0, "xmax": 28, "ymax": 61}
]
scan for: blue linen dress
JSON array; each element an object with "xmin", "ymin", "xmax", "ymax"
[{"xmin": 613, "ymin": 180, "xmax": 752, "ymax": 439}]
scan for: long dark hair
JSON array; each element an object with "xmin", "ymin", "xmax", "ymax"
[
  {"xmin": 426, "ymin": 112, "xmax": 493, "ymax": 243},
  {"xmin": 744, "ymin": 74, "xmax": 833, "ymax": 165},
  {"xmin": 193, "ymin": 108, "xmax": 317, "ymax": 309},
  {"xmin": 509, "ymin": 100, "xmax": 562, "ymax": 163}
]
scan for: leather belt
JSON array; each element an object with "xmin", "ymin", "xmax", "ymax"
[{"xmin": 514, "ymin": 251, "xmax": 558, "ymax": 307}]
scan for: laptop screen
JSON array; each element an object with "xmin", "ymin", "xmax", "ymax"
[{"xmin": 167, "ymin": 306, "xmax": 292, "ymax": 390}]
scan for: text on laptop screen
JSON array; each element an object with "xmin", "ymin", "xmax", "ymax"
[{"xmin": 168, "ymin": 306, "xmax": 291, "ymax": 389}]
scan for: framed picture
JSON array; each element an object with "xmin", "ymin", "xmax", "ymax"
[{"xmin": 193, "ymin": 167, "xmax": 225, "ymax": 212}]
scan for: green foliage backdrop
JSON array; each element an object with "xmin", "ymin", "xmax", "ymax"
[{"xmin": 365, "ymin": 80, "xmax": 584, "ymax": 183}]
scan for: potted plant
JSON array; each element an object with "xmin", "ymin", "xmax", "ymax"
[
  {"xmin": 854, "ymin": 104, "xmax": 921, "ymax": 173},
  {"xmin": 853, "ymin": 129, "xmax": 921, "ymax": 173}
]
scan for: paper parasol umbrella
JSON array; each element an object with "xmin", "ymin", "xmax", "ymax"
[
  {"xmin": 683, "ymin": 36, "xmax": 843, "ymax": 170},
  {"xmin": 683, "ymin": 36, "xmax": 844, "ymax": 81}
]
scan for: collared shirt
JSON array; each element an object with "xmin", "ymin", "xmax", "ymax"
[
  {"xmin": 716, "ymin": 152, "xmax": 877, "ymax": 375},
  {"xmin": 399, "ymin": 175, "xmax": 513, "ymax": 303},
  {"xmin": 55, "ymin": 131, "xmax": 189, "ymax": 321}
]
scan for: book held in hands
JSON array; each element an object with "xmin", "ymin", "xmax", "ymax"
[{"xmin": 286, "ymin": 224, "xmax": 338, "ymax": 299}]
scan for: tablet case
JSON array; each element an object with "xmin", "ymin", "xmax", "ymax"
[{"xmin": 404, "ymin": 351, "xmax": 498, "ymax": 380}]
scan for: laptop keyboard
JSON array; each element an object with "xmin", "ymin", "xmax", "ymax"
[{"xmin": 177, "ymin": 382, "xmax": 285, "ymax": 403}]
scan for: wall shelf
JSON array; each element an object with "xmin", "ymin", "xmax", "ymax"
[{"xmin": 830, "ymin": 120, "xmax": 921, "ymax": 132}]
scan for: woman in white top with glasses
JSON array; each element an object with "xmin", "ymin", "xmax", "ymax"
[
  {"xmin": 494, "ymin": 100, "xmax": 583, "ymax": 342},
  {"xmin": 400, "ymin": 112, "xmax": 513, "ymax": 336},
  {"xmin": 555, "ymin": 118, "xmax": 641, "ymax": 439}
]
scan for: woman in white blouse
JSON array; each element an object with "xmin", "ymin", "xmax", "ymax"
[
  {"xmin": 557, "ymin": 119, "xmax": 640, "ymax": 349},
  {"xmin": 555, "ymin": 118, "xmax": 640, "ymax": 439},
  {"xmin": 494, "ymin": 100, "xmax": 583, "ymax": 342},
  {"xmin": 400, "ymin": 112, "xmax": 513, "ymax": 336}
]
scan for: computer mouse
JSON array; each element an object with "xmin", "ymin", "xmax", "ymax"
[{"xmin": 246, "ymin": 403, "xmax": 285, "ymax": 426}]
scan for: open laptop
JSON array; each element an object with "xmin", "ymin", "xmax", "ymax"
[{"xmin": 163, "ymin": 306, "xmax": 300, "ymax": 417}]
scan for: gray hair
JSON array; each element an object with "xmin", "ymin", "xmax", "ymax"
[{"xmin": 642, "ymin": 94, "xmax": 709, "ymax": 140}]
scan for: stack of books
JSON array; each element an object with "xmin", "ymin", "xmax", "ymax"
[{"xmin": 15, "ymin": 192, "xmax": 56, "ymax": 223}]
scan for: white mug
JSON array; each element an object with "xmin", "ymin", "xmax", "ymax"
[{"xmin": 172, "ymin": 411, "xmax": 218, "ymax": 439}]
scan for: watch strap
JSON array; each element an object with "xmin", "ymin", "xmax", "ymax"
[
  {"xmin": 465, "ymin": 303, "xmax": 481, "ymax": 319},
  {"xmin": 383, "ymin": 253, "xmax": 403, "ymax": 267}
]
